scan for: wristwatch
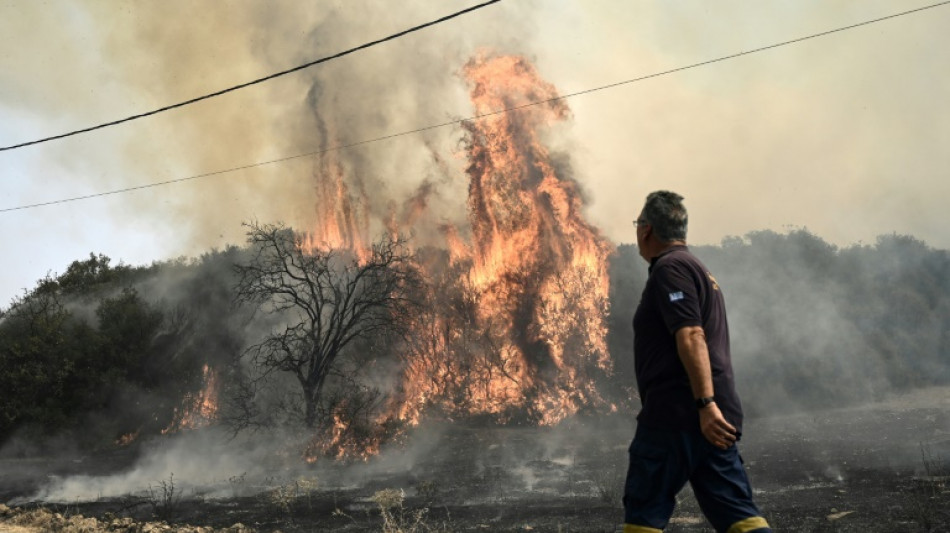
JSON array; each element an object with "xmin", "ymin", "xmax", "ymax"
[{"xmin": 695, "ymin": 396, "xmax": 715, "ymax": 409}]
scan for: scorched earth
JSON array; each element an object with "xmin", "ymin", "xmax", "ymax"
[{"xmin": 1, "ymin": 386, "xmax": 949, "ymax": 532}]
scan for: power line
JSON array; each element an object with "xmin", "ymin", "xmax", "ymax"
[
  {"xmin": 557, "ymin": 0, "xmax": 950, "ymax": 105},
  {"xmin": 2, "ymin": 0, "xmax": 947, "ymax": 214},
  {"xmin": 0, "ymin": 0, "xmax": 502, "ymax": 153}
]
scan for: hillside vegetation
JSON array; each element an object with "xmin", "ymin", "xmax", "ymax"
[{"xmin": 2, "ymin": 230, "xmax": 947, "ymax": 449}]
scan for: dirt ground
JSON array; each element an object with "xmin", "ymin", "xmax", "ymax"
[{"xmin": 2, "ymin": 387, "xmax": 949, "ymax": 532}]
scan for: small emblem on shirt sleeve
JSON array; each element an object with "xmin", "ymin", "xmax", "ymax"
[{"xmin": 669, "ymin": 291, "xmax": 684, "ymax": 302}]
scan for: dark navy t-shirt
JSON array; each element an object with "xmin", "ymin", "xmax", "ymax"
[{"xmin": 633, "ymin": 245, "xmax": 743, "ymax": 434}]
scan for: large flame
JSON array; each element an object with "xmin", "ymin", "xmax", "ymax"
[
  {"xmin": 393, "ymin": 54, "xmax": 612, "ymax": 426},
  {"xmin": 299, "ymin": 53, "xmax": 613, "ymax": 460}
]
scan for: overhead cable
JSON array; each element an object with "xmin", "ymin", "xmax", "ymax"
[
  {"xmin": 2, "ymin": 0, "xmax": 947, "ymax": 213},
  {"xmin": 0, "ymin": 0, "xmax": 502, "ymax": 152}
]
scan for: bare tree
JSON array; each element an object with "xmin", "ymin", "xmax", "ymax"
[{"xmin": 234, "ymin": 221, "xmax": 422, "ymax": 429}]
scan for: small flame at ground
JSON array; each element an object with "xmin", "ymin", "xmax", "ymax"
[{"xmin": 162, "ymin": 365, "xmax": 219, "ymax": 435}]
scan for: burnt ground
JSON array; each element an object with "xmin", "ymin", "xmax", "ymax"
[{"xmin": 1, "ymin": 387, "xmax": 949, "ymax": 532}]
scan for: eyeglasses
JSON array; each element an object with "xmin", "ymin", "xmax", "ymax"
[{"xmin": 633, "ymin": 218, "xmax": 650, "ymax": 227}]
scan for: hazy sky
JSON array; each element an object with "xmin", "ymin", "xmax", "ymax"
[{"xmin": 2, "ymin": 1, "xmax": 948, "ymax": 304}]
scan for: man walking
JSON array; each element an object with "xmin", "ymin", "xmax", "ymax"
[{"xmin": 623, "ymin": 191, "xmax": 771, "ymax": 533}]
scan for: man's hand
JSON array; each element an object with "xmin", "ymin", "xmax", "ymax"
[
  {"xmin": 674, "ymin": 326, "xmax": 736, "ymax": 449},
  {"xmin": 699, "ymin": 402, "xmax": 737, "ymax": 449}
]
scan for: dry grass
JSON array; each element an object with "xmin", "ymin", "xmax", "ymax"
[
  {"xmin": 0, "ymin": 503, "xmax": 254, "ymax": 533},
  {"xmin": 373, "ymin": 488, "xmax": 452, "ymax": 533},
  {"xmin": 0, "ymin": 524, "xmax": 39, "ymax": 533},
  {"xmin": 146, "ymin": 473, "xmax": 182, "ymax": 522},
  {"xmin": 591, "ymin": 463, "xmax": 624, "ymax": 506},
  {"xmin": 908, "ymin": 442, "xmax": 950, "ymax": 531}
]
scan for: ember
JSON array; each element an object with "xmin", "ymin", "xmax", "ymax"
[{"xmin": 114, "ymin": 431, "xmax": 139, "ymax": 447}]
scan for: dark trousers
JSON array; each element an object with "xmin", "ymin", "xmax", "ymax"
[{"xmin": 623, "ymin": 424, "xmax": 771, "ymax": 533}]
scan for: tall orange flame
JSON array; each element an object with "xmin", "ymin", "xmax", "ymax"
[
  {"xmin": 394, "ymin": 53, "xmax": 613, "ymax": 426},
  {"xmin": 301, "ymin": 53, "xmax": 613, "ymax": 459},
  {"xmin": 299, "ymin": 126, "xmax": 371, "ymax": 261}
]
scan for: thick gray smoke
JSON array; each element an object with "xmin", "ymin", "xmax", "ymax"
[
  {"xmin": 79, "ymin": 0, "xmax": 540, "ymax": 254},
  {"xmin": 610, "ymin": 231, "xmax": 950, "ymax": 417}
]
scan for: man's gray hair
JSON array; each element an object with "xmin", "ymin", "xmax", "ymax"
[{"xmin": 642, "ymin": 190, "xmax": 688, "ymax": 242}]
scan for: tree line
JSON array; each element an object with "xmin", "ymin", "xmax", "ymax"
[
  {"xmin": 610, "ymin": 230, "xmax": 950, "ymax": 416},
  {"xmin": 1, "ymin": 226, "xmax": 948, "ymax": 450}
]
